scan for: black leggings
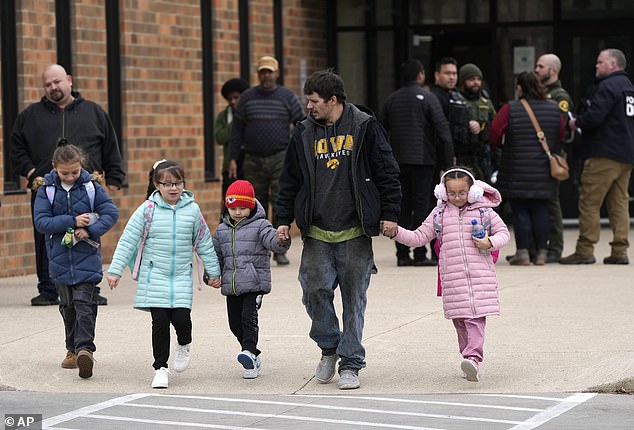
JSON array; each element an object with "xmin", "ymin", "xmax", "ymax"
[{"xmin": 150, "ymin": 308, "xmax": 192, "ymax": 370}]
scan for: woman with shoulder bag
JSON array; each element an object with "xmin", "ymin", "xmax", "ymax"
[{"xmin": 489, "ymin": 71, "xmax": 566, "ymax": 266}]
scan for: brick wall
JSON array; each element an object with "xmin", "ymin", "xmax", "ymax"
[{"xmin": 0, "ymin": 0, "xmax": 327, "ymax": 278}]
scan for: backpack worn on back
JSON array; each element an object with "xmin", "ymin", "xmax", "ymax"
[
  {"xmin": 128, "ymin": 200, "xmax": 208, "ymax": 288},
  {"xmin": 46, "ymin": 181, "xmax": 96, "ymax": 211}
]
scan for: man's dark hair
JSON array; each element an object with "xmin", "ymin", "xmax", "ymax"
[
  {"xmin": 435, "ymin": 57, "xmax": 458, "ymax": 72},
  {"xmin": 517, "ymin": 71, "xmax": 547, "ymax": 100},
  {"xmin": 303, "ymin": 69, "xmax": 347, "ymax": 103},
  {"xmin": 401, "ymin": 59, "xmax": 424, "ymax": 83},
  {"xmin": 221, "ymin": 78, "xmax": 250, "ymax": 99}
]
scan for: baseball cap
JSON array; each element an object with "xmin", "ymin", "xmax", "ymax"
[{"xmin": 257, "ymin": 56, "xmax": 279, "ymax": 72}]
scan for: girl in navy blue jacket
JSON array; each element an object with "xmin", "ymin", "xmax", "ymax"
[{"xmin": 34, "ymin": 143, "xmax": 119, "ymax": 379}]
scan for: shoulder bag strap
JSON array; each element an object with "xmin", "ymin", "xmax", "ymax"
[{"xmin": 520, "ymin": 98, "xmax": 552, "ymax": 157}]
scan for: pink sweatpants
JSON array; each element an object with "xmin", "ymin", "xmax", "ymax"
[{"xmin": 452, "ymin": 317, "xmax": 486, "ymax": 363}]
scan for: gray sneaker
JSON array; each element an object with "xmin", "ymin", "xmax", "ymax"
[
  {"xmin": 315, "ymin": 353, "xmax": 338, "ymax": 383},
  {"xmin": 337, "ymin": 369, "xmax": 360, "ymax": 390}
]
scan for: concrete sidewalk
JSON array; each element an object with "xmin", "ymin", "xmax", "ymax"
[{"xmin": 0, "ymin": 227, "xmax": 632, "ymax": 395}]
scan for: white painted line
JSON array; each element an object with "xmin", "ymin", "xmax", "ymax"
[
  {"xmin": 124, "ymin": 400, "xmax": 523, "ymax": 426},
  {"xmin": 89, "ymin": 414, "xmax": 270, "ymax": 429},
  {"xmin": 289, "ymin": 394, "xmax": 545, "ymax": 412},
  {"xmin": 41, "ymin": 393, "xmax": 150, "ymax": 429},
  {"xmin": 508, "ymin": 392, "xmax": 598, "ymax": 430},
  {"xmin": 476, "ymin": 394, "xmax": 568, "ymax": 402}
]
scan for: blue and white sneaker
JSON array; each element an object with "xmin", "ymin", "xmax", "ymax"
[{"xmin": 237, "ymin": 350, "xmax": 261, "ymax": 379}]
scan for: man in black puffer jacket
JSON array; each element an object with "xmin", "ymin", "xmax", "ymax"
[{"xmin": 380, "ymin": 59, "xmax": 453, "ymax": 266}]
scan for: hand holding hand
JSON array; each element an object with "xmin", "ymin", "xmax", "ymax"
[
  {"xmin": 207, "ymin": 277, "xmax": 221, "ymax": 289},
  {"xmin": 381, "ymin": 220, "xmax": 398, "ymax": 239},
  {"xmin": 277, "ymin": 225, "xmax": 291, "ymax": 246},
  {"xmin": 106, "ymin": 274, "xmax": 120, "ymax": 290}
]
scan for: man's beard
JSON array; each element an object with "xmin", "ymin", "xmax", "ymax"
[
  {"xmin": 466, "ymin": 86, "xmax": 480, "ymax": 96},
  {"xmin": 48, "ymin": 89, "xmax": 63, "ymax": 102}
]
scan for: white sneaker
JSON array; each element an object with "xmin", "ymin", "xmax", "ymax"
[
  {"xmin": 237, "ymin": 350, "xmax": 261, "ymax": 379},
  {"xmin": 152, "ymin": 367, "xmax": 169, "ymax": 388},
  {"xmin": 173, "ymin": 343, "xmax": 191, "ymax": 373},
  {"xmin": 461, "ymin": 358, "xmax": 480, "ymax": 382}
]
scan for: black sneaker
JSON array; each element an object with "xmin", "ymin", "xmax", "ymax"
[
  {"xmin": 31, "ymin": 293, "xmax": 59, "ymax": 306},
  {"xmin": 413, "ymin": 257, "xmax": 438, "ymax": 267},
  {"xmin": 95, "ymin": 294, "xmax": 108, "ymax": 306},
  {"xmin": 397, "ymin": 257, "xmax": 414, "ymax": 266}
]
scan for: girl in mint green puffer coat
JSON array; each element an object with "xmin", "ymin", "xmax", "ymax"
[{"xmin": 106, "ymin": 160, "xmax": 220, "ymax": 389}]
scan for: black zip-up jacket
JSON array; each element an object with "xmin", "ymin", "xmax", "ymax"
[
  {"xmin": 11, "ymin": 92, "xmax": 126, "ymax": 188},
  {"xmin": 277, "ymin": 103, "xmax": 401, "ymax": 237},
  {"xmin": 379, "ymin": 82, "xmax": 453, "ymax": 169},
  {"xmin": 575, "ymin": 71, "xmax": 634, "ymax": 164}
]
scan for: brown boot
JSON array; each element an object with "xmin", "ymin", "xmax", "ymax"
[
  {"xmin": 509, "ymin": 249, "xmax": 530, "ymax": 266},
  {"xmin": 534, "ymin": 249, "xmax": 548, "ymax": 266},
  {"xmin": 61, "ymin": 351, "xmax": 77, "ymax": 369},
  {"xmin": 77, "ymin": 350, "xmax": 94, "ymax": 379}
]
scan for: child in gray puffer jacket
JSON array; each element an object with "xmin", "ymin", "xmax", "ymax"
[{"xmin": 212, "ymin": 180, "xmax": 290, "ymax": 379}]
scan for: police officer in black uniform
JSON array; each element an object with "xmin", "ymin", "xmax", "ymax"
[{"xmin": 430, "ymin": 57, "xmax": 472, "ymax": 173}]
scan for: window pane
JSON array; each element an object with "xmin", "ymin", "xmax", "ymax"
[
  {"xmin": 376, "ymin": 0, "xmax": 394, "ymax": 26},
  {"xmin": 337, "ymin": 32, "xmax": 367, "ymax": 106},
  {"xmin": 498, "ymin": 0, "xmax": 553, "ymax": 22},
  {"xmin": 410, "ymin": 0, "xmax": 467, "ymax": 24},
  {"xmin": 562, "ymin": 0, "xmax": 634, "ymax": 19},
  {"xmin": 337, "ymin": 0, "xmax": 366, "ymax": 26},
  {"xmin": 376, "ymin": 31, "xmax": 394, "ymax": 110},
  {"xmin": 409, "ymin": 0, "xmax": 488, "ymax": 24}
]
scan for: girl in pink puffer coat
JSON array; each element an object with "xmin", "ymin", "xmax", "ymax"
[{"xmin": 383, "ymin": 167, "xmax": 509, "ymax": 382}]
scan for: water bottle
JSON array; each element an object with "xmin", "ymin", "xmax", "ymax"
[{"xmin": 471, "ymin": 219, "xmax": 487, "ymax": 254}]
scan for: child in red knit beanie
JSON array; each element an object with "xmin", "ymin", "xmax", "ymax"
[{"xmin": 212, "ymin": 180, "xmax": 290, "ymax": 379}]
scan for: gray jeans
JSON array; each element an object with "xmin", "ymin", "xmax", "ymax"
[
  {"xmin": 57, "ymin": 282, "xmax": 98, "ymax": 353},
  {"xmin": 298, "ymin": 236, "xmax": 374, "ymax": 371}
]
